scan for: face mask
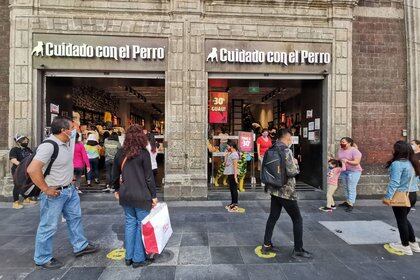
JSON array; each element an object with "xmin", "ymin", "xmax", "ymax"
[
  {"xmin": 63, "ymin": 129, "xmax": 76, "ymax": 142},
  {"xmin": 20, "ymin": 142, "xmax": 28, "ymax": 148},
  {"xmin": 340, "ymin": 143, "xmax": 347, "ymax": 149},
  {"xmin": 328, "ymin": 164, "xmax": 334, "ymax": 169}
]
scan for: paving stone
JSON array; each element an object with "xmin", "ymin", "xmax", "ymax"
[
  {"xmin": 180, "ymin": 232, "xmax": 208, "ymax": 246},
  {"xmin": 24, "ymin": 268, "xmax": 69, "ymax": 280},
  {"xmin": 61, "ymin": 267, "xmax": 105, "ymax": 280},
  {"xmin": 166, "ymin": 233, "xmax": 182, "ymax": 247},
  {"xmin": 97, "ymin": 267, "xmax": 141, "ymax": 280},
  {"xmin": 0, "ymin": 268, "xmax": 33, "ymax": 280},
  {"xmin": 344, "ymin": 262, "xmax": 395, "ymax": 280},
  {"xmin": 151, "ymin": 247, "xmax": 179, "ymax": 266},
  {"xmin": 174, "ymin": 265, "xmax": 212, "ymax": 280},
  {"xmin": 238, "ymin": 246, "xmax": 278, "ymax": 264},
  {"xmin": 246, "ymin": 264, "xmax": 287, "ymax": 280},
  {"xmin": 210, "ymin": 246, "xmax": 244, "ymax": 264},
  {"xmin": 178, "ymin": 246, "xmax": 211, "ymax": 265},
  {"xmin": 210, "ymin": 264, "xmax": 250, "ymax": 280},
  {"xmin": 208, "ymin": 232, "xmax": 237, "ymax": 247},
  {"xmin": 138, "ymin": 266, "xmax": 176, "ymax": 280},
  {"xmin": 182, "ymin": 222, "xmax": 208, "ymax": 233}
]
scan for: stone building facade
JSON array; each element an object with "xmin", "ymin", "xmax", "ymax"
[{"xmin": 0, "ymin": 0, "xmax": 419, "ymax": 199}]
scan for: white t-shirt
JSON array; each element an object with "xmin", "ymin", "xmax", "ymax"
[{"xmin": 146, "ymin": 143, "xmax": 158, "ymax": 170}]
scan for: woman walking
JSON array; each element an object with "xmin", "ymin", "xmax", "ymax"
[
  {"xmin": 73, "ymin": 133, "xmax": 90, "ymax": 194},
  {"xmin": 410, "ymin": 140, "xmax": 420, "ymax": 209},
  {"xmin": 102, "ymin": 132, "xmax": 121, "ymax": 192},
  {"xmin": 85, "ymin": 134, "xmax": 101, "ymax": 186},
  {"xmin": 224, "ymin": 140, "xmax": 241, "ymax": 212},
  {"xmin": 383, "ymin": 141, "xmax": 420, "ymax": 255},
  {"xmin": 337, "ymin": 137, "xmax": 362, "ymax": 212},
  {"xmin": 112, "ymin": 124, "xmax": 158, "ymax": 268}
]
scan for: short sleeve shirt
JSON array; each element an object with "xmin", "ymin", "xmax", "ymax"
[
  {"xmin": 256, "ymin": 136, "xmax": 272, "ymax": 157},
  {"xmin": 33, "ymin": 135, "xmax": 75, "ymax": 187},
  {"xmin": 337, "ymin": 147, "xmax": 363, "ymax": 172},
  {"xmin": 223, "ymin": 151, "xmax": 240, "ymax": 175},
  {"xmin": 9, "ymin": 147, "xmax": 33, "ymax": 174}
]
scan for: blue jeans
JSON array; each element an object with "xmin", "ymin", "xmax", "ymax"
[
  {"xmin": 123, "ymin": 206, "xmax": 150, "ymax": 263},
  {"xmin": 34, "ymin": 185, "xmax": 88, "ymax": 265},
  {"xmin": 340, "ymin": 171, "xmax": 362, "ymax": 205}
]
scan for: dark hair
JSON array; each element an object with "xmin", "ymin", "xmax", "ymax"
[
  {"xmin": 75, "ymin": 132, "xmax": 80, "ymax": 143},
  {"xmin": 341, "ymin": 137, "xmax": 354, "ymax": 147},
  {"xmin": 412, "ymin": 140, "xmax": 420, "ymax": 146},
  {"xmin": 123, "ymin": 124, "xmax": 148, "ymax": 159},
  {"xmin": 87, "ymin": 140, "xmax": 98, "ymax": 146},
  {"xmin": 226, "ymin": 140, "xmax": 237, "ymax": 150},
  {"xmin": 103, "ymin": 131, "xmax": 110, "ymax": 139},
  {"xmin": 108, "ymin": 132, "xmax": 119, "ymax": 141},
  {"xmin": 148, "ymin": 133, "xmax": 157, "ymax": 153},
  {"xmin": 386, "ymin": 141, "xmax": 420, "ymax": 176},
  {"xmin": 328, "ymin": 159, "xmax": 342, "ymax": 168},
  {"xmin": 221, "ymin": 127, "xmax": 228, "ymax": 134},
  {"xmin": 262, "ymin": 128, "xmax": 268, "ymax": 133},
  {"xmin": 51, "ymin": 116, "xmax": 71, "ymax": 135},
  {"xmin": 277, "ymin": 128, "xmax": 291, "ymax": 140}
]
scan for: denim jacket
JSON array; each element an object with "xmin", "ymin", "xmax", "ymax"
[{"xmin": 385, "ymin": 160, "xmax": 417, "ymax": 200}]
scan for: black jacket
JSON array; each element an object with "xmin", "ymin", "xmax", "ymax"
[{"xmin": 112, "ymin": 148, "xmax": 157, "ymax": 211}]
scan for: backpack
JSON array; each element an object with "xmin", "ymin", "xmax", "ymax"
[
  {"xmin": 12, "ymin": 140, "xmax": 59, "ymax": 196},
  {"xmin": 261, "ymin": 143, "xmax": 288, "ymax": 191}
]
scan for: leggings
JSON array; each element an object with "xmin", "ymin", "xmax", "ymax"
[
  {"xmin": 88, "ymin": 158, "xmax": 99, "ymax": 181},
  {"xmin": 392, "ymin": 192, "xmax": 417, "ymax": 246},
  {"xmin": 227, "ymin": 175, "xmax": 238, "ymax": 205},
  {"xmin": 264, "ymin": 195, "xmax": 303, "ymax": 251}
]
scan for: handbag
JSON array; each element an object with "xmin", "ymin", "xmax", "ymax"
[{"xmin": 389, "ymin": 174, "xmax": 414, "ymax": 207}]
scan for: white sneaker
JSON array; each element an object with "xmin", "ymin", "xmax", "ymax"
[
  {"xmin": 409, "ymin": 242, "xmax": 420, "ymax": 253},
  {"xmin": 389, "ymin": 243, "xmax": 413, "ymax": 255}
]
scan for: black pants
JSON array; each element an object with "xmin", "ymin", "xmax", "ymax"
[
  {"xmin": 264, "ymin": 195, "xmax": 303, "ymax": 251},
  {"xmin": 227, "ymin": 175, "xmax": 238, "ymax": 205},
  {"xmin": 392, "ymin": 192, "xmax": 417, "ymax": 246},
  {"xmin": 410, "ymin": 192, "xmax": 417, "ymax": 207},
  {"xmin": 105, "ymin": 160, "xmax": 114, "ymax": 185}
]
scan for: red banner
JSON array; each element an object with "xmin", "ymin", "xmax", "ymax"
[
  {"xmin": 239, "ymin": 131, "xmax": 254, "ymax": 152},
  {"xmin": 209, "ymin": 92, "xmax": 228, "ymax": 124}
]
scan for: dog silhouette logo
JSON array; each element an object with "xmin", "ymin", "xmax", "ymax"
[
  {"xmin": 31, "ymin": 41, "xmax": 44, "ymax": 56},
  {"xmin": 206, "ymin": 47, "xmax": 218, "ymax": 62}
]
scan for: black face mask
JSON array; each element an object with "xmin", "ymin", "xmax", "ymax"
[{"xmin": 20, "ymin": 142, "xmax": 28, "ymax": 148}]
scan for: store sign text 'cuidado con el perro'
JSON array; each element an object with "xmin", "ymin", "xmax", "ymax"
[
  {"xmin": 206, "ymin": 47, "xmax": 330, "ymax": 66},
  {"xmin": 31, "ymin": 41, "xmax": 165, "ymax": 61}
]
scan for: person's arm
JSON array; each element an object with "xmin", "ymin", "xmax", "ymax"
[
  {"xmin": 27, "ymin": 144, "xmax": 60, "ymax": 197},
  {"xmin": 257, "ymin": 142, "xmax": 261, "ymax": 158},
  {"xmin": 233, "ymin": 158, "xmax": 239, "ymax": 183},
  {"xmin": 80, "ymin": 145, "xmax": 91, "ymax": 171},
  {"xmin": 142, "ymin": 150, "xmax": 157, "ymax": 202},
  {"xmin": 10, "ymin": 158, "xmax": 19, "ymax": 166},
  {"xmin": 285, "ymin": 149, "xmax": 299, "ymax": 177},
  {"xmin": 111, "ymin": 150, "xmax": 122, "ymax": 192},
  {"xmin": 384, "ymin": 162, "xmax": 402, "ymax": 200},
  {"xmin": 346, "ymin": 149, "xmax": 362, "ymax": 166}
]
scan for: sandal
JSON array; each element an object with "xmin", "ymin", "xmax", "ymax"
[
  {"xmin": 228, "ymin": 205, "xmax": 239, "ymax": 212},
  {"xmin": 225, "ymin": 203, "xmax": 234, "ymax": 210}
]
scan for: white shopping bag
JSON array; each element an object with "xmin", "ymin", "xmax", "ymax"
[{"xmin": 141, "ymin": 202, "xmax": 173, "ymax": 254}]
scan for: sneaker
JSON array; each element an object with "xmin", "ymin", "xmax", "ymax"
[
  {"xmin": 36, "ymin": 258, "xmax": 63, "ymax": 270},
  {"xmin": 319, "ymin": 206, "xmax": 332, "ymax": 212},
  {"xmin": 331, "ymin": 205, "xmax": 337, "ymax": 210},
  {"xmin": 389, "ymin": 243, "xmax": 413, "ymax": 256},
  {"xmin": 101, "ymin": 187, "xmax": 112, "ymax": 193},
  {"xmin": 23, "ymin": 198, "xmax": 37, "ymax": 205},
  {"xmin": 409, "ymin": 242, "xmax": 420, "ymax": 253},
  {"xmin": 77, "ymin": 189, "xmax": 83, "ymax": 194},
  {"xmin": 338, "ymin": 202, "xmax": 349, "ymax": 207},
  {"xmin": 125, "ymin": 259, "xmax": 133, "ymax": 266},
  {"xmin": 291, "ymin": 248, "xmax": 313, "ymax": 259},
  {"xmin": 132, "ymin": 259, "xmax": 153, "ymax": 268},
  {"xmin": 94, "ymin": 179, "xmax": 100, "ymax": 184},
  {"xmin": 12, "ymin": 201, "xmax": 23, "ymax": 209},
  {"xmin": 261, "ymin": 243, "xmax": 280, "ymax": 254},
  {"xmin": 74, "ymin": 243, "xmax": 99, "ymax": 257},
  {"xmin": 345, "ymin": 205, "xmax": 354, "ymax": 212}
]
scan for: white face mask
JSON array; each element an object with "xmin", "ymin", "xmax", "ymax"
[{"xmin": 412, "ymin": 144, "xmax": 417, "ymax": 151}]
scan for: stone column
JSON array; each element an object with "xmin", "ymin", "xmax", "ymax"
[{"xmin": 405, "ymin": 0, "xmax": 420, "ymax": 140}]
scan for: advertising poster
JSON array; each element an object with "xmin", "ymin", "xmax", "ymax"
[
  {"xmin": 209, "ymin": 92, "xmax": 228, "ymax": 123},
  {"xmin": 308, "ymin": 122, "xmax": 315, "ymax": 131},
  {"xmin": 238, "ymin": 131, "xmax": 254, "ymax": 152},
  {"xmin": 315, "ymin": 118, "xmax": 321, "ymax": 130}
]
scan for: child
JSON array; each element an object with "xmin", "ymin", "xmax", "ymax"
[{"xmin": 319, "ymin": 159, "xmax": 346, "ymax": 212}]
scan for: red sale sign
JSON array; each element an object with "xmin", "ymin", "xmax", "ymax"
[
  {"xmin": 209, "ymin": 92, "xmax": 228, "ymax": 124},
  {"xmin": 238, "ymin": 131, "xmax": 254, "ymax": 152}
]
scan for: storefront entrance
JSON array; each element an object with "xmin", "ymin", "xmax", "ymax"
[
  {"xmin": 207, "ymin": 77, "xmax": 326, "ymax": 191},
  {"xmin": 43, "ymin": 73, "xmax": 165, "ymax": 192}
]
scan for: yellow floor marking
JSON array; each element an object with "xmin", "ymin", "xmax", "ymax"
[
  {"xmin": 107, "ymin": 248, "xmax": 126, "ymax": 260},
  {"xmin": 254, "ymin": 246, "xmax": 276, "ymax": 259},
  {"xmin": 384, "ymin": 244, "xmax": 404, "ymax": 256}
]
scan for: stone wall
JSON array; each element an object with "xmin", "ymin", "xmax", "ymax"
[{"xmin": 0, "ymin": 0, "xmax": 9, "ymax": 149}]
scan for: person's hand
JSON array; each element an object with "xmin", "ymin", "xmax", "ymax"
[
  {"xmin": 87, "ymin": 168, "xmax": 91, "ymax": 173},
  {"xmin": 342, "ymin": 159, "xmax": 348, "ymax": 164},
  {"xmin": 293, "ymin": 158, "xmax": 298, "ymax": 164},
  {"xmin": 152, "ymin": 198, "xmax": 158, "ymax": 207},
  {"xmin": 114, "ymin": 192, "xmax": 119, "ymax": 200},
  {"xmin": 383, "ymin": 198, "xmax": 391, "ymax": 206},
  {"xmin": 234, "ymin": 176, "xmax": 239, "ymax": 184},
  {"xmin": 297, "ymin": 155, "xmax": 302, "ymax": 162},
  {"xmin": 44, "ymin": 187, "xmax": 60, "ymax": 197}
]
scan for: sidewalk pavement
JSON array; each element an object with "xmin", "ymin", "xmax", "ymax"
[{"xmin": 0, "ymin": 195, "xmax": 419, "ymax": 280}]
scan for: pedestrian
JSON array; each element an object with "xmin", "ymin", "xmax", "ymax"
[
  {"xmin": 112, "ymin": 124, "xmax": 158, "ymax": 268},
  {"xmin": 410, "ymin": 140, "xmax": 420, "ymax": 209},
  {"xmin": 85, "ymin": 134, "xmax": 101, "ymax": 186},
  {"xmin": 337, "ymin": 137, "xmax": 362, "ymax": 212},
  {"xmin": 223, "ymin": 140, "xmax": 241, "ymax": 212},
  {"xmin": 146, "ymin": 137, "xmax": 158, "ymax": 187},
  {"xmin": 257, "ymin": 128, "xmax": 272, "ymax": 172},
  {"xmin": 27, "ymin": 116, "xmax": 98, "ymax": 269},
  {"xmin": 73, "ymin": 132, "xmax": 90, "ymax": 194},
  {"xmin": 102, "ymin": 132, "xmax": 121, "ymax": 193},
  {"xmin": 319, "ymin": 159, "xmax": 346, "ymax": 212},
  {"xmin": 383, "ymin": 141, "xmax": 420, "ymax": 255},
  {"xmin": 9, "ymin": 134, "xmax": 37, "ymax": 209},
  {"xmin": 261, "ymin": 129, "xmax": 312, "ymax": 259}
]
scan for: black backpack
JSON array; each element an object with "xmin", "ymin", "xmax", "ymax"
[
  {"xmin": 261, "ymin": 143, "xmax": 288, "ymax": 191},
  {"xmin": 13, "ymin": 140, "xmax": 59, "ymax": 196}
]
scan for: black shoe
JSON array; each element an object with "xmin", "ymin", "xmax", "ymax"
[
  {"xmin": 291, "ymin": 248, "xmax": 313, "ymax": 259},
  {"xmin": 338, "ymin": 202, "xmax": 349, "ymax": 207},
  {"xmin": 75, "ymin": 243, "xmax": 99, "ymax": 257},
  {"xmin": 132, "ymin": 259, "xmax": 153, "ymax": 268},
  {"xmin": 36, "ymin": 258, "xmax": 63, "ymax": 270},
  {"xmin": 345, "ymin": 205, "xmax": 354, "ymax": 212},
  {"xmin": 125, "ymin": 259, "xmax": 133, "ymax": 266},
  {"xmin": 261, "ymin": 243, "xmax": 280, "ymax": 254},
  {"xmin": 331, "ymin": 205, "xmax": 337, "ymax": 210}
]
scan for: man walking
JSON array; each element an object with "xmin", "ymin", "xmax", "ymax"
[
  {"xmin": 261, "ymin": 129, "xmax": 312, "ymax": 259},
  {"xmin": 28, "ymin": 117, "xmax": 98, "ymax": 269}
]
